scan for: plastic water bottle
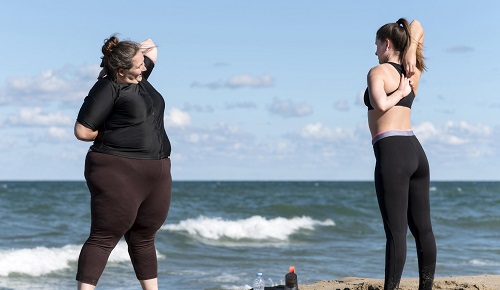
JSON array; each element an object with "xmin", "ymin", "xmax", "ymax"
[
  {"xmin": 253, "ymin": 272, "xmax": 265, "ymax": 290},
  {"xmin": 284, "ymin": 266, "xmax": 298, "ymax": 290}
]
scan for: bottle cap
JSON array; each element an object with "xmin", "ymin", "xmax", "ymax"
[{"xmin": 289, "ymin": 266, "xmax": 295, "ymax": 273}]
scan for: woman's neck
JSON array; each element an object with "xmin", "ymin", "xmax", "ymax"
[{"xmin": 386, "ymin": 55, "xmax": 400, "ymax": 64}]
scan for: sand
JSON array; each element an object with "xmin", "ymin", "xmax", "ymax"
[{"xmin": 298, "ymin": 275, "xmax": 500, "ymax": 290}]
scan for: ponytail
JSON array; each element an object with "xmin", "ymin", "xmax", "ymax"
[{"xmin": 396, "ymin": 18, "xmax": 411, "ymax": 65}]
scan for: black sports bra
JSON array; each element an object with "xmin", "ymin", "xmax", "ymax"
[{"xmin": 364, "ymin": 62, "xmax": 415, "ymax": 110}]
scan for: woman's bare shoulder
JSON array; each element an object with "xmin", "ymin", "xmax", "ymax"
[{"xmin": 368, "ymin": 63, "xmax": 393, "ymax": 78}]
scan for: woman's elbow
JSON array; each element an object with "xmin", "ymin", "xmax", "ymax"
[
  {"xmin": 369, "ymin": 100, "xmax": 389, "ymax": 112},
  {"xmin": 373, "ymin": 104, "xmax": 391, "ymax": 113},
  {"xmin": 74, "ymin": 122, "xmax": 97, "ymax": 141},
  {"xmin": 75, "ymin": 134, "xmax": 95, "ymax": 142}
]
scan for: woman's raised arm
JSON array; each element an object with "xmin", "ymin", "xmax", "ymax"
[
  {"xmin": 404, "ymin": 20, "xmax": 425, "ymax": 77},
  {"xmin": 140, "ymin": 38, "xmax": 158, "ymax": 64}
]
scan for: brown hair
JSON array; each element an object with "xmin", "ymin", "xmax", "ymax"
[
  {"xmin": 100, "ymin": 35, "xmax": 140, "ymax": 80},
  {"xmin": 376, "ymin": 18, "xmax": 426, "ymax": 72}
]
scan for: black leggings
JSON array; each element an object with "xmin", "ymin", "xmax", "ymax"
[
  {"xmin": 373, "ymin": 132, "xmax": 436, "ymax": 290},
  {"xmin": 76, "ymin": 152, "xmax": 172, "ymax": 286}
]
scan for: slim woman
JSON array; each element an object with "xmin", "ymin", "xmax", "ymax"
[
  {"xmin": 74, "ymin": 36, "xmax": 172, "ymax": 290},
  {"xmin": 364, "ymin": 19, "xmax": 436, "ymax": 289}
]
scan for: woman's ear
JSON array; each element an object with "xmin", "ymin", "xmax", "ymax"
[
  {"xmin": 117, "ymin": 68, "xmax": 125, "ymax": 77},
  {"xmin": 385, "ymin": 39, "xmax": 391, "ymax": 51}
]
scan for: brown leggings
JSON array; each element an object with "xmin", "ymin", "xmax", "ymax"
[{"xmin": 76, "ymin": 152, "xmax": 172, "ymax": 286}]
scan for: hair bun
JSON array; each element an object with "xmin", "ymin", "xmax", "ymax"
[{"xmin": 102, "ymin": 36, "xmax": 119, "ymax": 57}]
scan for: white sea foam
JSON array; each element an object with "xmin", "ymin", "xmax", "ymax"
[
  {"xmin": 469, "ymin": 258, "xmax": 500, "ymax": 267},
  {"xmin": 162, "ymin": 215, "xmax": 335, "ymax": 241},
  {"xmin": 0, "ymin": 241, "xmax": 132, "ymax": 276},
  {"xmin": 213, "ymin": 272, "xmax": 242, "ymax": 283},
  {"xmin": 221, "ymin": 285, "xmax": 252, "ymax": 290},
  {"xmin": 0, "ymin": 244, "xmax": 80, "ymax": 276}
]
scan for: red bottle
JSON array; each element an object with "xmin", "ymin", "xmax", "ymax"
[{"xmin": 284, "ymin": 266, "xmax": 298, "ymax": 290}]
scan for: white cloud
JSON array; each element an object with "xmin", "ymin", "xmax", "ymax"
[
  {"xmin": 226, "ymin": 74, "xmax": 273, "ymax": 88},
  {"xmin": 413, "ymin": 120, "xmax": 496, "ymax": 161},
  {"xmin": 264, "ymin": 140, "xmax": 295, "ymax": 155},
  {"xmin": 9, "ymin": 70, "xmax": 70, "ymax": 93},
  {"xmin": 334, "ymin": 99, "xmax": 350, "ymax": 112},
  {"xmin": 165, "ymin": 107, "xmax": 191, "ymax": 129},
  {"xmin": 169, "ymin": 123, "xmax": 256, "ymax": 158},
  {"xmin": 186, "ymin": 132, "xmax": 210, "ymax": 143},
  {"xmin": 414, "ymin": 121, "xmax": 492, "ymax": 145},
  {"xmin": 268, "ymin": 97, "xmax": 313, "ymax": 118},
  {"xmin": 213, "ymin": 62, "xmax": 230, "ymax": 67},
  {"xmin": 446, "ymin": 46, "xmax": 474, "ymax": 53},
  {"xmin": 182, "ymin": 103, "xmax": 215, "ymax": 113},
  {"xmin": 412, "ymin": 122, "xmax": 440, "ymax": 142},
  {"xmin": 190, "ymin": 80, "xmax": 224, "ymax": 90},
  {"xmin": 48, "ymin": 126, "xmax": 71, "ymax": 140},
  {"xmin": 225, "ymin": 101, "xmax": 257, "ymax": 110},
  {"xmin": 191, "ymin": 74, "xmax": 274, "ymax": 90},
  {"xmin": 444, "ymin": 121, "xmax": 492, "ymax": 136},
  {"xmin": 4, "ymin": 64, "xmax": 100, "ymax": 104},
  {"xmin": 8, "ymin": 107, "xmax": 73, "ymax": 127},
  {"xmin": 298, "ymin": 122, "xmax": 354, "ymax": 141},
  {"xmin": 91, "ymin": 116, "xmax": 500, "ymax": 175},
  {"xmin": 356, "ymin": 90, "xmax": 366, "ymax": 108}
]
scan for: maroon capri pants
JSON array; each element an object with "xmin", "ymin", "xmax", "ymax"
[{"xmin": 76, "ymin": 151, "xmax": 172, "ymax": 285}]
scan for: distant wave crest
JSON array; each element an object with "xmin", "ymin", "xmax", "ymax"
[
  {"xmin": 162, "ymin": 215, "xmax": 335, "ymax": 241},
  {"xmin": 469, "ymin": 259, "xmax": 500, "ymax": 267}
]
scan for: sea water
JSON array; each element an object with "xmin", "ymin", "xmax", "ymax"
[{"xmin": 0, "ymin": 181, "xmax": 499, "ymax": 289}]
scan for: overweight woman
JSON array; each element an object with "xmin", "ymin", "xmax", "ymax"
[{"xmin": 74, "ymin": 36, "xmax": 171, "ymax": 290}]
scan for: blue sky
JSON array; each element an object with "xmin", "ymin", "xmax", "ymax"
[{"xmin": 1, "ymin": 0, "xmax": 499, "ymax": 181}]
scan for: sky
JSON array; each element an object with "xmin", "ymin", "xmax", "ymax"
[{"xmin": 1, "ymin": 0, "xmax": 499, "ymax": 181}]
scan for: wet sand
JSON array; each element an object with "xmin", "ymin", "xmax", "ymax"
[{"xmin": 299, "ymin": 275, "xmax": 500, "ymax": 290}]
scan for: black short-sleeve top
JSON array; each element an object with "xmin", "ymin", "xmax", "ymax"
[{"xmin": 77, "ymin": 56, "xmax": 171, "ymax": 159}]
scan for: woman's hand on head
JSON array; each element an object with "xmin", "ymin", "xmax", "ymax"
[{"xmin": 140, "ymin": 38, "xmax": 158, "ymax": 63}]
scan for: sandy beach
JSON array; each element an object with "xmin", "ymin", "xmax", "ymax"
[{"xmin": 299, "ymin": 275, "xmax": 500, "ymax": 290}]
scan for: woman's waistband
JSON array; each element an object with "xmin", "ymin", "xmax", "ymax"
[{"xmin": 372, "ymin": 129, "xmax": 414, "ymax": 145}]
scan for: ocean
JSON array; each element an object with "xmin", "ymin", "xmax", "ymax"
[{"xmin": 0, "ymin": 181, "xmax": 499, "ymax": 289}]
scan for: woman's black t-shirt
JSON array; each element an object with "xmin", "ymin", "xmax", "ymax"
[{"xmin": 77, "ymin": 56, "xmax": 171, "ymax": 159}]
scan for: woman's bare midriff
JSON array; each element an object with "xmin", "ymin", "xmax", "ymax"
[{"xmin": 368, "ymin": 107, "xmax": 412, "ymax": 138}]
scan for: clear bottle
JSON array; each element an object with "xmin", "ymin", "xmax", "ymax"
[
  {"xmin": 253, "ymin": 272, "xmax": 265, "ymax": 290},
  {"xmin": 284, "ymin": 266, "xmax": 298, "ymax": 290}
]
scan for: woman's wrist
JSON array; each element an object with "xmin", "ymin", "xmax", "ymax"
[
  {"xmin": 397, "ymin": 90, "xmax": 405, "ymax": 101},
  {"xmin": 139, "ymin": 39, "xmax": 156, "ymax": 52}
]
